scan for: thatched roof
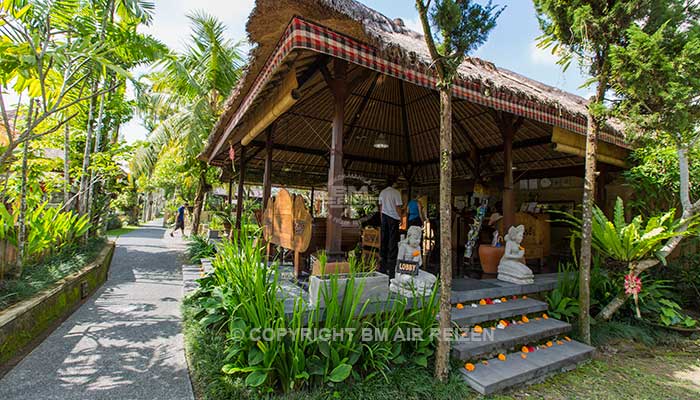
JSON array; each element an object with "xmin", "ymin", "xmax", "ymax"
[{"xmin": 203, "ymin": 0, "xmax": 627, "ymax": 187}]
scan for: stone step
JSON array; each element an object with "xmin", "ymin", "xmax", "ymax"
[
  {"xmin": 452, "ymin": 318, "xmax": 571, "ymax": 360},
  {"xmin": 460, "ymin": 339, "xmax": 595, "ymax": 395},
  {"xmin": 450, "ymin": 298, "xmax": 549, "ymax": 326}
]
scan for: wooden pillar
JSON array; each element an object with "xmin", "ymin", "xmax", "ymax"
[
  {"xmin": 494, "ymin": 112, "xmax": 523, "ymax": 232},
  {"xmin": 227, "ymin": 179, "xmax": 233, "ymax": 207},
  {"xmin": 595, "ymin": 163, "xmax": 607, "ymax": 207},
  {"xmin": 235, "ymin": 145, "xmax": 246, "ymax": 230},
  {"xmin": 325, "ymin": 59, "xmax": 348, "ymax": 253},
  {"xmin": 502, "ymin": 121, "xmax": 515, "ymax": 232},
  {"xmin": 262, "ymin": 126, "xmax": 274, "ymax": 210},
  {"xmin": 310, "ymin": 187, "xmax": 315, "ymax": 218}
]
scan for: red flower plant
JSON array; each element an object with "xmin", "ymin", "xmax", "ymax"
[
  {"xmin": 624, "ymin": 274, "xmax": 643, "ymax": 318},
  {"xmin": 624, "ymin": 274, "xmax": 642, "ymax": 295}
]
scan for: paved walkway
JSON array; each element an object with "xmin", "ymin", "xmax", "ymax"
[{"xmin": 0, "ymin": 221, "xmax": 194, "ymax": 400}]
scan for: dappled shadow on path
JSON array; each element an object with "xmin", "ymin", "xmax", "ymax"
[{"xmin": 0, "ymin": 223, "xmax": 194, "ymax": 400}]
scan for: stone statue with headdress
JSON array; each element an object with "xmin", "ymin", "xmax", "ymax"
[{"xmin": 497, "ymin": 225, "xmax": 534, "ymax": 285}]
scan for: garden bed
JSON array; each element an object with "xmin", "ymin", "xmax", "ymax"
[
  {"xmin": 0, "ymin": 241, "xmax": 115, "ymax": 368},
  {"xmin": 183, "ymin": 299, "xmax": 700, "ymax": 400}
]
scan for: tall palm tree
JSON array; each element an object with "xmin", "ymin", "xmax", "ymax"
[{"xmin": 133, "ymin": 11, "xmax": 244, "ymax": 234}]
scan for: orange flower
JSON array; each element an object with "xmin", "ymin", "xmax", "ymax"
[
  {"xmin": 556, "ymin": 340, "xmax": 564, "ymax": 345},
  {"xmin": 546, "ymin": 341, "xmax": 553, "ymax": 347},
  {"xmin": 479, "ymin": 299, "xmax": 487, "ymax": 305},
  {"xmin": 498, "ymin": 353, "xmax": 507, "ymax": 361},
  {"xmin": 473, "ymin": 325, "xmax": 483, "ymax": 334},
  {"xmin": 456, "ymin": 303, "xmax": 464, "ymax": 310},
  {"xmin": 465, "ymin": 363, "xmax": 475, "ymax": 372},
  {"xmin": 542, "ymin": 313, "xmax": 549, "ymax": 319},
  {"xmin": 521, "ymin": 346, "xmax": 529, "ymax": 353},
  {"xmin": 564, "ymin": 336, "xmax": 572, "ymax": 342},
  {"xmin": 522, "ymin": 315, "xmax": 530, "ymax": 323},
  {"xmin": 521, "ymin": 353, "xmax": 527, "ymax": 359}
]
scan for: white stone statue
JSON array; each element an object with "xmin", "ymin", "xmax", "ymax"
[
  {"xmin": 390, "ymin": 226, "xmax": 436, "ymax": 297},
  {"xmin": 497, "ymin": 225, "xmax": 534, "ymax": 285}
]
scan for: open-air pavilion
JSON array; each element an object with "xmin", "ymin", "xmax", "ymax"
[{"xmin": 200, "ymin": 0, "xmax": 630, "ymax": 277}]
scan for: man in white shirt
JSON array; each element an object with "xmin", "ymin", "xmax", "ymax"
[{"xmin": 378, "ymin": 176, "xmax": 403, "ymax": 278}]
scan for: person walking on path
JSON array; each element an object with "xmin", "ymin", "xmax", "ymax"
[
  {"xmin": 171, "ymin": 202, "xmax": 189, "ymax": 237},
  {"xmin": 379, "ymin": 176, "xmax": 402, "ymax": 278}
]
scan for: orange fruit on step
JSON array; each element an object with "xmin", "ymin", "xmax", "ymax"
[
  {"xmin": 546, "ymin": 341, "xmax": 553, "ymax": 347},
  {"xmin": 456, "ymin": 303, "xmax": 464, "ymax": 309},
  {"xmin": 521, "ymin": 346, "xmax": 529, "ymax": 353},
  {"xmin": 521, "ymin": 353, "xmax": 527, "ymax": 359},
  {"xmin": 479, "ymin": 299, "xmax": 487, "ymax": 305},
  {"xmin": 522, "ymin": 295, "xmax": 528, "ymax": 299},
  {"xmin": 542, "ymin": 313, "xmax": 549, "ymax": 319},
  {"xmin": 521, "ymin": 315, "xmax": 530, "ymax": 323},
  {"xmin": 465, "ymin": 363, "xmax": 475, "ymax": 372},
  {"xmin": 473, "ymin": 325, "xmax": 483, "ymax": 334},
  {"xmin": 498, "ymin": 353, "xmax": 507, "ymax": 361},
  {"xmin": 501, "ymin": 297, "xmax": 508, "ymax": 302},
  {"xmin": 564, "ymin": 336, "xmax": 572, "ymax": 342},
  {"xmin": 556, "ymin": 340, "xmax": 564, "ymax": 345}
]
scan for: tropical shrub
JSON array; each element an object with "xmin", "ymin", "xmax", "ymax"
[
  {"xmin": 559, "ymin": 197, "xmax": 699, "ymax": 320},
  {"xmin": 186, "ymin": 234, "xmax": 217, "ymax": 264},
  {"xmin": 564, "ymin": 198, "xmax": 686, "ymax": 266},
  {"xmin": 0, "ymin": 202, "xmax": 91, "ymax": 265},
  {"xmin": 188, "ymin": 232, "xmax": 439, "ymax": 394}
]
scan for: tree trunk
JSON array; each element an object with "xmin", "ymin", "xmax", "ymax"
[
  {"xmin": 191, "ymin": 162, "xmax": 209, "ymax": 235},
  {"xmin": 79, "ymin": 82, "xmax": 98, "ymax": 216},
  {"xmin": 434, "ymin": 86, "xmax": 453, "ymax": 382},
  {"xmin": 578, "ymin": 108, "xmax": 597, "ymax": 344},
  {"xmin": 16, "ymin": 100, "xmax": 34, "ymax": 277},
  {"xmin": 86, "ymin": 88, "xmax": 107, "ymax": 234},
  {"xmin": 63, "ymin": 123, "xmax": 71, "ymax": 206}
]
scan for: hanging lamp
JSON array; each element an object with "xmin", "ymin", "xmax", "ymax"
[{"xmin": 373, "ymin": 133, "xmax": 389, "ymax": 149}]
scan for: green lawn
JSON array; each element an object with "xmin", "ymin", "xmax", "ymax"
[
  {"xmin": 182, "ymin": 302, "xmax": 700, "ymax": 400},
  {"xmin": 106, "ymin": 225, "xmax": 139, "ymax": 237}
]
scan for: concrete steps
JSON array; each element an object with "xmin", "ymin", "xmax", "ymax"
[
  {"xmin": 450, "ymin": 298, "xmax": 548, "ymax": 326},
  {"xmin": 452, "ymin": 318, "xmax": 571, "ymax": 360},
  {"xmin": 459, "ymin": 339, "xmax": 595, "ymax": 395}
]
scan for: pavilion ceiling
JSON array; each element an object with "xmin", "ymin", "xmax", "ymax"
[{"xmin": 214, "ymin": 51, "xmax": 585, "ymax": 187}]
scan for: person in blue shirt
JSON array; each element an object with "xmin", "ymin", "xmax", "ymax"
[
  {"xmin": 407, "ymin": 197, "xmax": 425, "ymax": 228},
  {"xmin": 170, "ymin": 202, "xmax": 189, "ymax": 237}
]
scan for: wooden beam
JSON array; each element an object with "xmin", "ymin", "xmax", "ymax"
[
  {"xmin": 415, "ymin": 136, "xmax": 551, "ymax": 168},
  {"xmin": 326, "ymin": 59, "xmax": 347, "ymax": 254},
  {"xmin": 235, "ymin": 145, "xmax": 247, "ymax": 230},
  {"xmin": 345, "ymin": 72, "xmax": 380, "ymax": 144},
  {"xmin": 262, "ymin": 125, "xmax": 274, "ymax": 210}
]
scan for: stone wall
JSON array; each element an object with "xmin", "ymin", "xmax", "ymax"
[{"xmin": 0, "ymin": 242, "xmax": 115, "ymax": 368}]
